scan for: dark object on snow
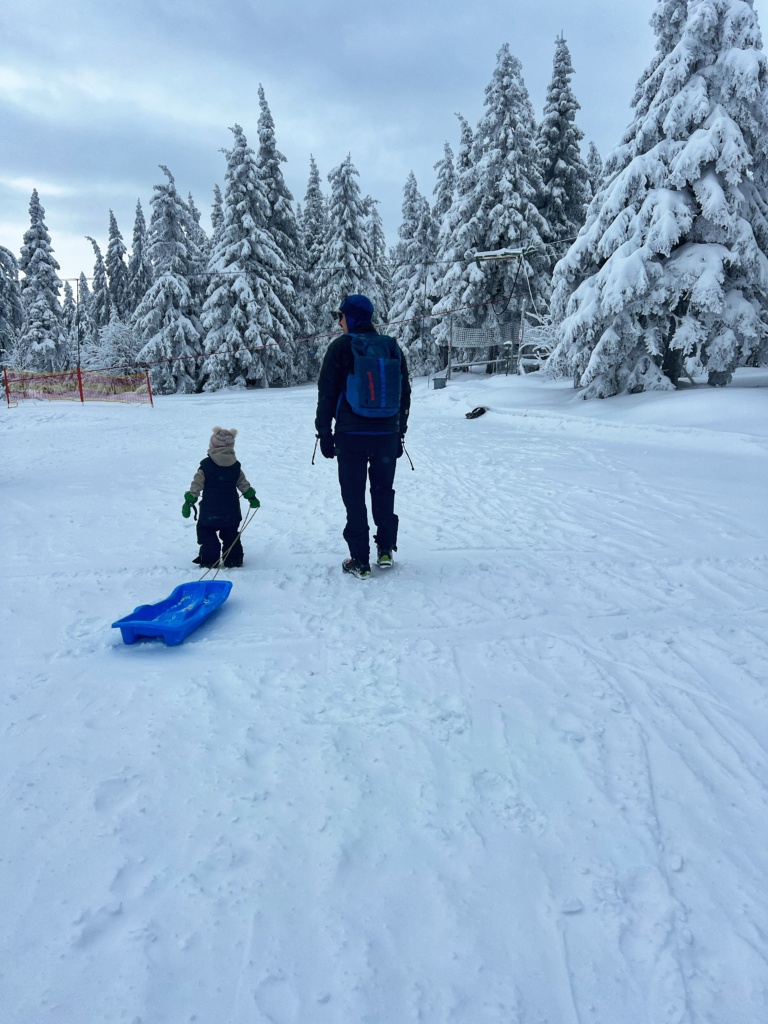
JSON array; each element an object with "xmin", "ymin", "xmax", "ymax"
[{"xmin": 465, "ymin": 406, "xmax": 487, "ymax": 419}]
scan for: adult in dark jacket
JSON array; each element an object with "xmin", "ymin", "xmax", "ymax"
[{"xmin": 315, "ymin": 294, "xmax": 411, "ymax": 579}]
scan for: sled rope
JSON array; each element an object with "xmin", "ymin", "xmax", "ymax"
[{"xmin": 198, "ymin": 505, "xmax": 260, "ymax": 581}]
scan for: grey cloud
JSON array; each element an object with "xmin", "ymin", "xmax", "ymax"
[{"xmin": 3, "ymin": 0, "xmax": 767, "ymax": 282}]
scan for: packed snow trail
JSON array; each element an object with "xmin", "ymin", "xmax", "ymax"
[{"xmin": 2, "ymin": 372, "xmax": 768, "ymax": 1024}]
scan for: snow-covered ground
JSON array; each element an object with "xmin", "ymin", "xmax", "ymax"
[{"xmin": 3, "ymin": 368, "xmax": 768, "ymax": 1024}]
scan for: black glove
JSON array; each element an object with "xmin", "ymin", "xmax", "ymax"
[
  {"xmin": 397, "ymin": 435, "xmax": 404, "ymax": 459},
  {"xmin": 318, "ymin": 434, "xmax": 335, "ymax": 459}
]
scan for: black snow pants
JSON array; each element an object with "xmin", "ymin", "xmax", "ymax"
[
  {"xmin": 195, "ymin": 520, "xmax": 243, "ymax": 567},
  {"xmin": 335, "ymin": 433, "xmax": 399, "ymax": 565}
]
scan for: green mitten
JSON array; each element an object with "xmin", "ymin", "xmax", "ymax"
[
  {"xmin": 182, "ymin": 491, "xmax": 197, "ymax": 518},
  {"xmin": 243, "ymin": 487, "xmax": 260, "ymax": 509}
]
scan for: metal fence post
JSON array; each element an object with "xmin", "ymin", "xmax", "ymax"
[{"xmin": 447, "ymin": 316, "xmax": 453, "ymax": 381}]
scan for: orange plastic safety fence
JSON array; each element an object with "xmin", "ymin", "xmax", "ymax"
[{"xmin": 3, "ymin": 368, "xmax": 153, "ymax": 407}]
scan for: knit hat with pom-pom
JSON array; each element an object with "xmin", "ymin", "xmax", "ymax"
[{"xmin": 209, "ymin": 426, "xmax": 238, "ymax": 449}]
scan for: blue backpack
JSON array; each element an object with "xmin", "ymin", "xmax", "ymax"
[{"xmin": 345, "ymin": 333, "xmax": 402, "ymax": 418}]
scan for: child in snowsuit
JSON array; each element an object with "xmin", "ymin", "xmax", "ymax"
[{"xmin": 182, "ymin": 427, "xmax": 260, "ymax": 568}]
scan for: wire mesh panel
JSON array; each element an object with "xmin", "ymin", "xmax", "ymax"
[
  {"xmin": 448, "ymin": 307, "xmax": 527, "ymax": 377},
  {"xmin": 449, "ymin": 325, "xmax": 504, "ymax": 376},
  {"xmin": 79, "ymin": 371, "xmax": 153, "ymax": 404},
  {"xmin": 7, "ymin": 369, "xmax": 79, "ymax": 402},
  {"xmin": 4, "ymin": 368, "xmax": 153, "ymax": 407}
]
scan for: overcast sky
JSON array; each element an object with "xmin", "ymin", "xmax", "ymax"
[{"xmin": 2, "ymin": 0, "xmax": 767, "ymax": 284}]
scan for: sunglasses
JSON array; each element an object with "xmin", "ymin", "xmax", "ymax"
[{"xmin": 336, "ymin": 311, "xmax": 344, "ymax": 321}]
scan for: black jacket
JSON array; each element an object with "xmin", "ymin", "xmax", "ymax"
[
  {"xmin": 315, "ymin": 326, "xmax": 411, "ymax": 437},
  {"xmin": 198, "ymin": 458, "xmax": 243, "ymax": 525}
]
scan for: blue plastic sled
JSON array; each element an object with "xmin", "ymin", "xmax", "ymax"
[{"xmin": 112, "ymin": 580, "xmax": 233, "ymax": 646}]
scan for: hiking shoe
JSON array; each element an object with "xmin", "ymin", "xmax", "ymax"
[
  {"xmin": 376, "ymin": 549, "xmax": 394, "ymax": 569},
  {"xmin": 342, "ymin": 557, "xmax": 372, "ymax": 579}
]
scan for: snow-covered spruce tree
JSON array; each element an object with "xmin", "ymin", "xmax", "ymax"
[
  {"xmin": 585, "ymin": 141, "xmax": 604, "ymax": 198},
  {"xmin": 433, "ymin": 48, "xmax": 549, "ymax": 348},
  {"xmin": 210, "ymin": 184, "xmax": 225, "ymax": 247},
  {"xmin": 475, "ymin": 45, "xmax": 549, "ymax": 308},
  {"xmin": 61, "ymin": 279, "xmax": 76, "ymax": 334},
  {"xmin": 537, "ymin": 35, "xmax": 591, "ymax": 266},
  {"xmin": 134, "ymin": 166, "xmax": 204, "ymax": 394},
  {"xmin": 185, "ymin": 192, "xmax": 212, "ymax": 311},
  {"xmin": 389, "ymin": 173, "xmax": 440, "ymax": 373},
  {"xmin": 93, "ymin": 307, "xmax": 142, "ymax": 371},
  {"xmin": 186, "ymin": 193, "xmax": 210, "ymax": 255},
  {"xmin": 316, "ymin": 154, "xmax": 382, "ymax": 333},
  {"xmin": 290, "ymin": 208, "xmax": 314, "ymax": 382},
  {"xmin": 303, "ymin": 156, "xmax": 326, "ymax": 264},
  {"xmin": 629, "ymin": 0, "xmax": 692, "ymax": 137},
  {"xmin": 256, "ymin": 85, "xmax": 303, "ymax": 383},
  {"xmin": 86, "ymin": 236, "xmax": 111, "ymax": 330},
  {"xmin": 19, "ymin": 301, "xmax": 72, "ymax": 373},
  {"xmin": 200, "ymin": 124, "xmax": 296, "ymax": 391},
  {"xmin": 73, "ymin": 273, "xmax": 97, "ymax": 364},
  {"xmin": 257, "ymin": 87, "xmax": 301, "ymax": 286},
  {"xmin": 432, "ymin": 142, "xmax": 456, "ymax": 226},
  {"xmin": 19, "ymin": 190, "xmax": 61, "ymax": 310},
  {"xmin": 363, "ymin": 196, "xmax": 392, "ymax": 318},
  {"xmin": 77, "ymin": 273, "xmax": 92, "ymax": 310},
  {"xmin": 551, "ymin": 0, "xmax": 768, "ymax": 397},
  {"xmin": 126, "ymin": 200, "xmax": 153, "ymax": 318},
  {"xmin": 17, "ymin": 190, "xmax": 68, "ymax": 371},
  {"xmin": 106, "ymin": 211, "xmax": 129, "ymax": 319},
  {"xmin": 432, "ymin": 116, "xmax": 482, "ymax": 360},
  {"xmin": 427, "ymin": 143, "xmax": 455, "ymax": 366},
  {"xmin": 301, "ymin": 155, "xmax": 328, "ymax": 337},
  {"xmin": 0, "ymin": 246, "xmax": 23, "ymax": 363},
  {"xmin": 60, "ymin": 280, "xmax": 77, "ymax": 361}
]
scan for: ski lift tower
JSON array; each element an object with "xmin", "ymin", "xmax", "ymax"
[
  {"xmin": 471, "ymin": 246, "xmax": 537, "ymax": 373},
  {"xmin": 473, "ymin": 246, "xmax": 531, "ymax": 269}
]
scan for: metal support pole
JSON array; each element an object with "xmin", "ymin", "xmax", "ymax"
[
  {"xmin": 421, "ymin": 260, "xmax": 429, "ymax": 354},
  {"xmin": 517, "ymin": 299, "xmax": 527, "ymax": 375},
  {"xmin": 447, "ymin": 316, "xmax": 453, "ymax": 381},
  {"xmin": 75, "ymin": 276, "xmax": 82, "ymax": 371}
]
